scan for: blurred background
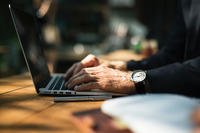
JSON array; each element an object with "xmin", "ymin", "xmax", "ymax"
[{"xmin": 0, "ymin": 0, "xmax": 177, "ymax": 78}]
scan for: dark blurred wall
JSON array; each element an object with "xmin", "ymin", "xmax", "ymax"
[
  {"xmin": 135, "ymin": 0, "xmax": 177, "ymax": 48},
  {"xmin": 0, "ymin": 0, "xmax": 178, "ymax": 77},
  {"xmin": 0, "ymin": 0, "xmax": 31, "ymax": 77},
  {"xmin": 0, "ymin": 0, "xmax": 34, "ymax": 39},
  {"xmin": 0, "ymin": 1, "xmax": 14, "ymax": 41}
]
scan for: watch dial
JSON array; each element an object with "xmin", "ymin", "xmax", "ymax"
[{"xmin": 133, "ymin": 72, "xmax": 146, "ymax": 82}]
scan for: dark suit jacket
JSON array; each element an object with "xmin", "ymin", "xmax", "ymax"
[{"xmin": 127, "ymin": 0, "xmax": 200, "ymax": 97}]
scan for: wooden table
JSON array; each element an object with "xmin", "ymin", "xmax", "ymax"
[
  {"xmin": 0, "ymin": 50, "xmax": 144, "ymax": 133},
  {"xmin": 0, "ymin": 73, "xmax": 103, "ymax": 133}
]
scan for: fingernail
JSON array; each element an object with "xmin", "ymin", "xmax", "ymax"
[{"xmin": 74, "ymin": 86, "xmax": 79, "ymax": 91}]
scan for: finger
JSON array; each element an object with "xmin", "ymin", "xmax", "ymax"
[
  {"xmin": 66, "ymin": 66, "xmax": 100, "ymax": 86},
  {"xmin": 67, "ymin": 74, "xmax": 97, "ymax": 89},
  {"xmin": 67, "ymin": 67, "xmax": 100, "ymax": 86},
  {"xmin": 70, "ymin": 64, "xmax": 100, "ymax": 82},
  {"xmin": 81, "ymin": 54, "xmax": 100, "ymax": 67},
  {"xmin": 72, "ymin": 63, "xmax": 83, "ymax": 76},
  {"xmin": 66, "ymin": 69, "xmax": 87, "ymax": 85},
  {"xmin": 74, "ymin": 82, "xmax": 100, "ymax": 91},
  {"xmin": 64, "ymin": 63, "xmax": 78, "ymax": 80}
]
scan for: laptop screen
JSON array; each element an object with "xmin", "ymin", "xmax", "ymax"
[{"xmin": 9, "ymin": 5, "xmax": 51, "ymax": 92}]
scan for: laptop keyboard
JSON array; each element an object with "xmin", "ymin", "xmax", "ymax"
[{"xmin": 46, "ymin": 75, "xmax": 66, "ymax": 90}]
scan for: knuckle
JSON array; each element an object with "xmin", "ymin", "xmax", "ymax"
[
  {"xmin": 83, "ymin": 74, "xmax": 88, "ymax": 79},
  {"xmin": 82, "ymin": 68, "xmax": 88, "ymax": 73},
  {"xmin": 91, "ymin": 56, "xmax": 96, "ymax": 60},
  {"xmin": 76, "ymin": 85, "xmax": 84, "ymax": 91},
  {"xmin": 78, "ymin": 86, "xmax": 84, "ymax": 90},
  {"xmin": 81, "ymin": 69, "xmax": 85, "ymax": 74},
  {"xmin": 71, "ymin": 80, "xmax": 77, "ymax": 87}
]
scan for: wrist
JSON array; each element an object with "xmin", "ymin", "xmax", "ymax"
[
  {"xmin": 125, "ymin": 71, "xmax": 136, "ymax": 94},
  {"xmin": 108, "ymin": 61, "xmax": 127, "ymax": 71}
]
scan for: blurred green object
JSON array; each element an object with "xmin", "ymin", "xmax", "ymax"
[
  {"xmin": 132, "ymin": 42, "xmax": 142, "ymax": 54},
  {"xmin": 130, "ymin": 37, "xmax": 142, "ymax": 54}
]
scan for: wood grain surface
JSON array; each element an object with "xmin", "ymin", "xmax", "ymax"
[{"xmin": 0, "ymin": 73, "xmax": 103, "ymax": 133}]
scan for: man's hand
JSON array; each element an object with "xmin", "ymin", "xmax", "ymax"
[
  {"xmin": 106, "ymin": 61, "xmax": 127, "ymax": 71},
  {"xmin": 192, "ymin": 107, "xmax": 200, "ymax": 133},
  {"xmin": 64, "ymin": 54, "xmax": 100, "ymax": 80},
  {"xmin": 65, "ymin": 65, "xmax": 135, "ymax": 94}
]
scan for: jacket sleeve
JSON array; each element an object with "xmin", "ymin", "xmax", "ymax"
[
  {"xmin": 146, "ymin": 56, "xmax": 200, "ymax": 98},
  {"xmin": 126, "ymin": 1, "xmax": 200, "ymax": 97},
  {"xmin": 127, "ymin": 1, "xmax": 186, "ymax": 70}
]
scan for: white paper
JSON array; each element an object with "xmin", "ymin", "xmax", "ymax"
[{"xmin": 101, "ymin": 94, "xmax": 200, "ymax": 133}]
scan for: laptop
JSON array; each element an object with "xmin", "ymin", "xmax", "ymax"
[{"xmin": 9, "ymin": 4, "xmax": 124, "ymax": 100}]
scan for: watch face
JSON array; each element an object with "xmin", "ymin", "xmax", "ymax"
[{"xmin": 133, "ymin": 71, "xmax": 146, "ymax": 82}]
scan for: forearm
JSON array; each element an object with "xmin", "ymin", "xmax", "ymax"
[
  {"xmin": 126, "ymin": 1, "xmax": 186, "ymax": 71},
  {"xmin": 145, "ymin": 56, "xmax": 200, "ymax": 98},
  {"xmin": 126, "ymin": 46, "xmax": 184, "ymax": 71}
]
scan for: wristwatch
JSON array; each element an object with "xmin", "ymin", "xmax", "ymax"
[{"xmin": 131, "ymin": 70, "xmax": 147, "ymax": 94}]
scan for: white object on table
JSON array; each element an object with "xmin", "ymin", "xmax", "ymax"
[{"xmin": 101, "ymin": 94, "xmax": 200, "ymax": 133}]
